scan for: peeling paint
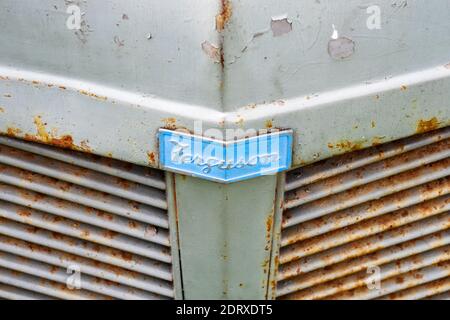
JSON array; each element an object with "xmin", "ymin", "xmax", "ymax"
[
  {"xmin": 328, "ymin": 37, "xmax": 355, "ymax": 60},
  {"xmin": 271, "ymin": 15, "xmax": 292, "ymax": 37},
  {"xmin": 201, "ymin": 41, "xmax": 221, "ymax": 63}
]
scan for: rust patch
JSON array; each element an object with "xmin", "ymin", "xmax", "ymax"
[
  {"xmin": 163, "ymin": 117, "xmax": 177, "ymax": 130},
  {"xmin": 266, "ymin": 215, "xmax": 273, "ymax": 234},
  {"xmin": 0, "ymin": 107, "xmax": 4, "ymax": 113},
  {"xmin": 18, "ymin": 115, "xmax": 92, "ymax": 153},
  {"xmin": 6, "ymin": 128, "xmax": 22, "ymax": 137},
  {"xmin": 400, "ymin": 85, "xmax": 408, "ymax": 91},
  {"xmin": 78, "ymin": 90, "xmax": 107, "ymax": 101},
  {"xmin": 416, "ymin": 117, "xmax": 440, "ymax": 134},
  {"xmin": 147, "ymin": 152, "xmax": 156, "ymax": 166},
  {"xmin": 216, "ymin": 0, "xmax": 232, "ymax": 32},
  {"xmin": 327, "ymin": 139, "xmax": 366, "ymax": 152},
  {"xmin": 17, "ymin": 209, "xmax": 32, "ymax": 217},
  {"xmin": 265, "ymin": 119, "xmax": 273, "ymax": 129},
  {"xmin": 371, "ymin": 136, "xmax": 385, "ymax": 146}
]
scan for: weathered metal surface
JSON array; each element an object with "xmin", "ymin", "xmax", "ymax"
[
  {"xmin": 328, "ymin": 260, "xmax": 450, "ymax": 300},
  {"xmin": 0, "ymin": 137, "xmax": 179, "ymax": 299},
  {"xmin": 0, "ymin": 266, "xmax": 110, "ymax": 300},
  {"xmin": 0, "ymin": 251, "xmax": 166, "ymax": 300},
  {"xmin": 174, "ymin": 173, "xmax": 277, "ymax": 299},
  {"xmin": 0, "ymin": 135, "xmax": 166, "ymax": 189},
  {"xmin": 286, "ymin": 127, "xmax": 450, "ymax": 191},
  {"xmin": 0, "ymin": 164, "xmax": 167, "ymax": 227},
  {"xmin": 424, "ymin": 289, "xmax": 450, "ymax": 300},
  {"xmin": 274, "ymin": 129, "xmax": 450, "ymax": 299},
  {"xmin": 0, "ymin": 283, "xmax": 54, "ymax": 300},
  {"xmin": 0, "ymin": 1, "xmax": 449, "ymax": 169},
  {"xmin": 0, "ymin": 144, "xmax": 167, "ymax": 208},
  {"xmin": 283, "ymin": 246, "xmax": 450, "ymax": 300},
  {"xmin": 284, "ymin": 158, "xmax": 450, "ymax": 227},
  {"xmin": 277, "ymin": 231, "xmax": 450, "ymax": 297},
  {"xmin": 380, "ymin": 277, "xmax": 450, "ymax": 300}
]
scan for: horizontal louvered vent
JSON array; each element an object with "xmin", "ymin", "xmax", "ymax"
[
  {"xmin": 0, "ymin": 136, "xmax": 174, "ymax": 300},
  {"xmin": 277, "ymin": 127, "xmax": 450, "ymax": 300}
]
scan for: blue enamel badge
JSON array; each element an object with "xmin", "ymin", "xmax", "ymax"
[{"xmin": 159, "ymin": 129, "xmax": 293, "ymax": 183}]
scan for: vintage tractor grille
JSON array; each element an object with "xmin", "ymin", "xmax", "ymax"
[
  {"xmin": 0, "ymin": 136, "xmax": 174, "ymax": 300},
  {"xmin": 276, "ymin": 127, "xmax": 450, "ymax": 300}
]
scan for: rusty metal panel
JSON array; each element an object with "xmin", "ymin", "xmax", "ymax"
[
  {"xmin": 0, "ymin": 137, "xmax": 178, "ymax": 300},
  {"xmin": 0, "ymin": 1, "xmax": 449, "ymax": 170},
  {"xmin": 274, "ymin": 127, "xmax": 450, "ymax": 300}
]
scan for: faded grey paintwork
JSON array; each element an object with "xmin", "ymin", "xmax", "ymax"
[
  {"xmin": 0, "ymin": 0, "xmax": 448, "ymax": 170},
  {"xmin": 173, "ymin": 174, "xmax": 277, "ymax": 299}
]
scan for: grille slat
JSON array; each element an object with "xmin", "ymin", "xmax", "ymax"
[
  {"xmin": 0, "ymin": 266, "xmax": 110, "ymax": 300},
  {"xmin": 282, "ymin": 178, "xmax": 450, "ymax": 246},
  {"xmin": 0, "ymin": 136, "xmax": 165, "ymax": 190},
  {"xmin": 0, "ymin": 144, "xmax": 167, "ymax": 209},
  {"xmin": 283, "ymin": 158, "xmax": 450, "ymax": 227},
  {"xmin": 281, "ymin": 195, "xmax": 449, "ymax": 262},
  {"xmin": 424, "ymin": 289, "xmax": 450, "ymax": 300},
  {"xmin": 0, "ymin": 251, "xmax": 167, "ymax": 300},
  {"xmin": 282, "ymin": 246, "xmax": 449, "ymax": 300},
  {"xmin": 277, "ymin": 128, "xmax": 450, "ymax": 300},
  {"xmin": 0, "ymin": 234, "xmax": 173, "ymax": 289},
  {"xmin": 0, "ymin": 137, "xmax": 176, "ymax": 300},
  {"xmin": 327, "ymin": 260, "xmax": 450, "ymax": 300},
  {"xmin": 0, "ymin": 283, "xmax": 55, "ymax": 300},
  {"xmin": 0, "ymin": 201, "xmax": 170, "ymax": 261},
  {"xmin": 0, "ymin": 164, "xmax": 168, "ymax": 228},
  {"xmin": 286, "ymin": 127, "xmax": 450, "ymax": 191},
  {"xmin": 380, "ymin": 277, "xmax": 450, "ymax": 300},
  {"xmin": 0, "ymin": 183, "xmax": 169, "ymax": 244},
  {"xmin": 0, "ymin": 220, "xmax": 171, "ymax": 279},
  {"xmin": 285, "ymin": 139, "xmax": 450, "ymax": 209}
]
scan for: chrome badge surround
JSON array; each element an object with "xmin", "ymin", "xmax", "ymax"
[{"xmin": 159, "ymin": 129, "xmax": 293, "ymax": 183}]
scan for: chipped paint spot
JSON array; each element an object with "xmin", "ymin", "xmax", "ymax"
[
  {"xmin": 265, "ymin": 119, "xmax": 273, "ymax": 129},
  {"xmin": 416, "ymin": 117, "xmax": 440, "ymax": 134},
  {"xmin": 328, "ymin": 37, "xmax": 355, "ymax": 60},
  {"xmin": 3, "ymin": 94, "xmax": 12, "ymax": 98},
  {"xmin": 201, "ymin": 41, "xmax": 221, "ymax": 63},
  {"xmin": 401, "ymin": 85, "xmax": 408, "ymax": 91},
  {"xmin": 113, "ymin": 35, "xmax": 125, "ymax": 47},
  {"xmin": 216, "ymin": 0, "xmax": 232, "ymax": 32},
  {"xmin": 0, "ymin": 107, "xmax": 4, "ymax": 113},
  {"xmin": 271, "ymin": 15, "xmax": 292, "ymax": 37},
  {"xmin": 371, "ymin": 121, "xmax": 376, "ymax": 128}
]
